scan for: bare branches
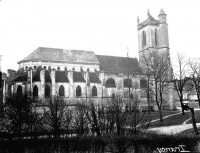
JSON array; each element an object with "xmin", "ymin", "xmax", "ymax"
[{"xmin": 141, "ymin": 50, "xmax": 171, "ymax": 121}]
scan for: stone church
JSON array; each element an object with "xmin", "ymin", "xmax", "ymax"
[{"xmin": 5, "ymin": 8, "xmax": 173, "ymax": 109}]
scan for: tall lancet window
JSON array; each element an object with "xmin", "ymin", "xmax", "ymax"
[
  {"xmin": 155, "ymin": 29, "xmax": 158, "ymax": 46},
  {"xmin": 142, "ymin": 31, "xmax": 146, "ymax": 48}
]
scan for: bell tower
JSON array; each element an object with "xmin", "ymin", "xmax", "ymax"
[{"xmin": 137, "ymin": 8, "xmax": 169, "ymax": 65}]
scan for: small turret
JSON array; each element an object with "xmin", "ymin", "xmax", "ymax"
[{"xmin": 158, "ymin": 8, "xmax": 167, "ymax": 23}]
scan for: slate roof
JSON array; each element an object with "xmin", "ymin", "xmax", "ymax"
[
  {"xmin": 89, "ymin": 73, "xmax": 101, "ymax": 83},
  {"xmin": 18, "ymin": 47, "xmax": 100, "ymax": 65},
  {"xmin": 96, "ymin": 55, "xmax": 141, "ymax": 74},
  {"xmin": 73, "ymin": 72, "xmax": 86, "ymax": 82},
  {"xmin": 55, "ymin": 71, "xmax": 69, "ymax": 82},
  {"xmin": 12, "ymin": 72, "xmax": 27, "ymax": 82}
]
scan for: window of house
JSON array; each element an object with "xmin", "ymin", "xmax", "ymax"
[
  {"xmin": 76, "ymin": 85, "xmax": 81, "ymax": 97},
  {"xmin": 17, "ymin": 85, "xmax": 22, "ymax": 97},
  {"xmin": 45, "ymin": 85, "xmax": 50, "ymax": 98},
  {"xmin": 33, "ymin": 85, "xmax": 38, "ymax": 97},
  {"xmin": 92, "ymin": 85, "xmax": 97, "ymax": 96},
  {"xmin": 72, "ymin": 67, "xmax": 75, "ymax": 71},
  {"xmin": 59, "ymin": 85, "xmax": 65, "ymax": 97},
  {"xmin": 142, "ymin": 31, "xmax": 146, "ymax": 47},
  {"xmin": 106, "ymin": 78, "xmax": 116, "ymax": 88}
]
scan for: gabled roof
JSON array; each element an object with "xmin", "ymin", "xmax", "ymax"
[
  {"xmin": 89, "ymin": 73, "xmax": 101, "ymax": 83},
  {"xmin": 55, "ymin": 71, "xmax": 69, "ymax": 82},
  {"xmin": 18, "ymin": 47, "xmax": 100, "ymax": 65},
  {"xmin": 73, "ymin": 72, "xmax": 86, "ymax": 82},
  {"xmin": 96, "ymin": 55, "xmax": 140, "ymax": 74}
]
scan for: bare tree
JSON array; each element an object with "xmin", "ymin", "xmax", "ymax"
[
  {"xmin": 141, "ymin": 50, "xmax": 171, "ymax": 122},
  {"xmin": 173, "ymin": 53, "xmax": 190, "ymax": 115},
  {"xmin": 188, "ymin": 59, "xmax": 200, "ymax": 107},
  {"xmin": 72, "ymin": 100, "xmax": 89, "ymax": 136},
  {"xmin": 42, "ymin": 95, "xmax": 73, "ymax": 139}
]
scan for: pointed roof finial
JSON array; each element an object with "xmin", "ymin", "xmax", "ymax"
[
  {"xmin": 159, "ymin": 8, "xmax": 166, "ymax": 16},
  {"xmin": 137, "ymin": 16, "xmax": 140, "ymax": 24},
  {"xmin": 147, "ymin": 9, "xmax": 150, "ymax": 16}
]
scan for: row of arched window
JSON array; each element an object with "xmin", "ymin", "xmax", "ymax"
[
  {"xmin": 142, "ymin": 29, "xmax": 158, "ymax": 48},
  {"xmin": 16, "ymin": 84, "xmax": 98, "ymax": 97},
  {"xmin": 75, "ymin": 85, "xmax": 97, "ymax": 97}
]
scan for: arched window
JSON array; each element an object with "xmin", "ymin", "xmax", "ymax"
[
  {"xmin": 124, "ymin": 78, "xmax": 132, "ymax": 88},
  {"xmin": 142, "ymin": 31, "xmax": 146, "ymax": 47},
  {"xmin": 155, "ymin": 29, "xmax": 158, "ymax": 46},
  {"xmin": 59, "ymin": 85, "xmax": 65, "ymax": 97},
  {"xmin": 106, "ymin": 78, "xmax": 116, "ymax": 88},
  {"xmin": 45, "ymin": 85, "xmax": 50, "ymax": 98},
  {"xmin": 33, "ymin": 85, "xmax": 38, "ymax": 97},
  {"xmin": 92, "ymin": 86, "xmax": 97, "ymax": 96},
  {"xmin": 17, "ymin": 85, "xmax": 22, "ymax": 97},
  {"xmin": 76, "ymin": 85, "xmax": 81, "ymax": 97}
]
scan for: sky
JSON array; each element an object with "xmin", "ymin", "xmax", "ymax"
[{"xmin": 0, "ymin": 0, "xmax": 200, "ymax": 72}]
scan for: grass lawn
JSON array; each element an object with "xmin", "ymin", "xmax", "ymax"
[
  {"xmin": 186, "ymin": 110, "xmax": 200, "ymax": 124},
  {"xmin": 148, "ymin": 110, "xmax": 181, "ymax": 121},
  {"xmin": 149, "ymin": 110, "xmax": 200, "ymax": 128},
  {"xmin": 126, "ymin": 110, "xmax": 181, "ymax": 127}
]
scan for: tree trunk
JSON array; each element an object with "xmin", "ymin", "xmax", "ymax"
[
  {"xmin": 158, "ymin": 107, "xmax": 163, "ymax": 122},
  {"xmin": 180, "ymin": 99, "xmax": 185, "ymax": 115}
]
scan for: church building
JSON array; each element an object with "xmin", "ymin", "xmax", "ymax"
[{"xmin": 5, "ymin": 9, "xmax": 173, "ymax": 109}]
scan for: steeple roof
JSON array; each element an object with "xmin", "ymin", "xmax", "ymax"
[{"xmin": 159, "ymin": 8, "xmax": 166, "ymax": 16}]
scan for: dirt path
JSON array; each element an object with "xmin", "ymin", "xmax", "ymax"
[{"xmin": 147, "ymin": 123, "xmax": 200, "ymax": 134}]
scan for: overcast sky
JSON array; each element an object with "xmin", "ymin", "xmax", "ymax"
[{"xmin": 0, "ymin": 0, "xmax": 199, "ymax": 72}]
